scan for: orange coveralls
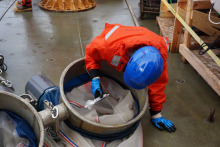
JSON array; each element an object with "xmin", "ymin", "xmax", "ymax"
[
  {"xmin": 21, "ymin": 0, "xmax": 32, "ymax": 7},
  {"xmin": 85, "ymin": 23, "xmax": 169, "ymax": 112}
]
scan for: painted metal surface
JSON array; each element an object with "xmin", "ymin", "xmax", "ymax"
[
  {"xmin": 25, "ymin": 75, "xmax": 56, "ymax": 100},
  {"xmin": 59, "ymin": 58, "xmax": 148, "ymax": 135},
  {"xmin": 39, "ymin": 0, "xmax": 96, "ymax": 12}
]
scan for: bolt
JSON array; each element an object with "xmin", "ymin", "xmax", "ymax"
[{"xmin": 208, "ymin": 107, "xmax": 215, "ymax": 122}]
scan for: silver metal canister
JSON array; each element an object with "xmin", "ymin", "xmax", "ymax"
[{"xmin": 25, "ymin": 75, "xmax": 56, "ymax": 100}]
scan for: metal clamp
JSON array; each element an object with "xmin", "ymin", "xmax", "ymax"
[
  {"xmin": 48, "ymin": 102, "xmax": 59, "ymax": 119},
  {"xmin": 44, "ymin": 100, "xmax": 59, "ymax": 134},
  {"xmin": 20, "ymin": 94, "xmax": 38, "ymax": 110}
]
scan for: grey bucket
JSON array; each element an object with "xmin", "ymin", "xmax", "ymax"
[
  {"xmin": 0, "ymin": 91, "xmax": 45, "ymax": 147},
  {"xmin": 60, "ymin": 58, "xmax": 148, "ymax": 135}
]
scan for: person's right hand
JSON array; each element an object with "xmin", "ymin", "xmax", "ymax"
[
  {"xmin": 152, "ymin": 116, "xmax": 176, "ymax": 132},
  {"xmin": 91, "ymin": 78, "xmax": 103, "ymax": 98}
]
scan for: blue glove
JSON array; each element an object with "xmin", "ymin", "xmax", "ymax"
[
  {"xmin": 152, "ymin": 117, "xmax": 176, "ymax": 132},
  {"xmin": 91, "ymin": 78, "xmax": 103, "ymax": 98}
]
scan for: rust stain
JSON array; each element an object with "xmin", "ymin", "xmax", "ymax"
[{"xmin": 140, "ymin": 96, "xmax": 144, "ymax": 103}]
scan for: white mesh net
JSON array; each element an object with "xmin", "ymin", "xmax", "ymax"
[
  {"xmin": 0, "ymin": 111, "xmax": 29, "ymax": 147},
  {"xmin": 44, "ymin": 122, "xmax": 143, "ymax": 147},
  {"xmin": 65, "ymin": 77, "xmax": 137, "ymax": 125}
]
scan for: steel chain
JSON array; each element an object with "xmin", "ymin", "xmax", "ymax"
[
  {"xmin": 45, "ymin": 126, "xmax": 60, "ymax": 142},
  {"xmin": 0, "ymin": 69, "xmax": 13, "ymax": 88}
]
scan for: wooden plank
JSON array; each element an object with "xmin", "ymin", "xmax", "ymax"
[
  {"xmin": 193, "ymin": 0, "xmax": 211, "ymax": 9},
  {"xmin": 183, "ymin": 0, "xmax": 192, "ymax": 48},
  {"xmin": 191, "ymin": 49, "xmax": 220, "ymax": 79},
  {"xmin": 170, "ymin": 16, "xmax": 182, "ymax": 52},
  {"xmin": 157, "ymin": 17, "xmax": 220, "ymax": 49},
  {"xmin": 160, "ymin": 30, "xmax": 163, "ymax": 36},
  {"xmin": 160, "ymin": 11, "xmax": 174, "ymax": 18},
  {"xmin": 181, "ymin": 56, "xmax": 188, "ymax": 63},
  {"xmin": 160, "ymin": 0, "xmax": 177, "ymax": 18},
  {"xmin": 157, "ymin": 17, "xmax": 177, "ymax": 43},
  {"xmin": 165, "ymin": 0, "xmax": 211, "ymax": 9},
  {"xmin": 170, "ymin": 2, "xmax": 186, "ymax": 53},
  {"xmin": 192, "ymin": 18, "xmax": 220, "ymax": 38},
  {"xmin": 177, "ymin": 8, "xmax": 220, "ymax": 38},
  {"xmin": 178, "ymin": 7, "xmax": 186, "ymax": 20},
  {"xmin": 160, "ymin": 0, "xmax": 168, "ymax": 13},
  {"xmin": 179, "ymin": 44, "xmax": 220, "ymax": 96},
  {"xmin": 156, "ymin": 17, "xmax": 159, "ymax": 26},
  {"xmin": 172, "ymin": 3, "xmax": 177, "ymax": 11},
  {"xmin": 161, "ymin": 3, "xmax": 178, "ymax": 12},
  {"xmin": 193, "ymin": 10, "xmax": 220, "ymax": 30}
]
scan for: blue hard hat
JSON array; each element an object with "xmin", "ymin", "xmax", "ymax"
[{"xmin": 123, "ymin": 46, "xmax": 164, "ymax": 90}]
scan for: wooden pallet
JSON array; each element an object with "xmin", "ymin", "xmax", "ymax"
[
  {"xmin": 180, "ymin": 44, "xmax": 220, "ymax": 96},
  {"xmin": 158, "ymin": 0, "xmax": 220, "ymax": 96},
  {"xmin": 156, "ymin": 17, "xmax": 217, "ymax": 49},
  {"xmin": 158, "ymin": 0, "xmax": 220, "ymax": 53}
]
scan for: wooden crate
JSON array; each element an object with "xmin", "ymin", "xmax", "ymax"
[
  {"xmin": 140, "ymin": 0, "xmax": 161, "ymax": 19},
  {"xmin": 157, "ymin": 0, "xmax": 219, "ymax": 53},
  {"xmin": 180, "ymin": 45, "xmax": 220, "ymax": 96},
  {"xmin": 157, "ymin": 0, "xmax": 220, "ymax": 96}
]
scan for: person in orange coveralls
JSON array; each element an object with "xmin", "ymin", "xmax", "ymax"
[{"xmin": 85, "ymin": 23, "xmax": 176, "ymax": 132}]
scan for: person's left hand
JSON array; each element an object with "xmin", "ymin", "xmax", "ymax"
[{"xmin": 152, "ymin": 116, "xmax": 176, "ymax": 132}]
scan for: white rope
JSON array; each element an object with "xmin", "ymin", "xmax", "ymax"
[{"xmin": 208, "ymin": 0, "xmax": 220, "ymax": 24}]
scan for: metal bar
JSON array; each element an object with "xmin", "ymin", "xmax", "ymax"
[{"xmin": 125, "ymin": 0, "xmax": 139, "ymax": 26}]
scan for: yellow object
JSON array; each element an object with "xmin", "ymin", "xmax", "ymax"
[
  {"xmin": 15, "ymin": 1, "xmax": 21, "ymax": 6},
  {"xmin": 39, "ymin": 0, "xmax": 96, "ymax": 12},
  {"xmin": 161, "ymin": 0, "xmax": 220, "ymax": 67},
  {"xmin": 13, "ymin": 6, "xmax": 32, "ymax": 12}
]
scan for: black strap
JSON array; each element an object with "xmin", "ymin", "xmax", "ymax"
[
  {"xmin": 0, "ymin": 55, "xmax": 7, "ymax": 71},
  {"xmin": 199, "ymin": 35, "xmax": 220, "ymax": 55}
]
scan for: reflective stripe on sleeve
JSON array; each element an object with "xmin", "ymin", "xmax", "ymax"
[
  {"xmin": 110, "ymin": 55, "xmax": 121, "ymax": 66},
  {"xmin": 105, "ymin": 26, "xmax": 120, "ymax": 40},
  {"xmin": 163, "ymin": 37, "xmax": 169, "ymax": 51}
]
